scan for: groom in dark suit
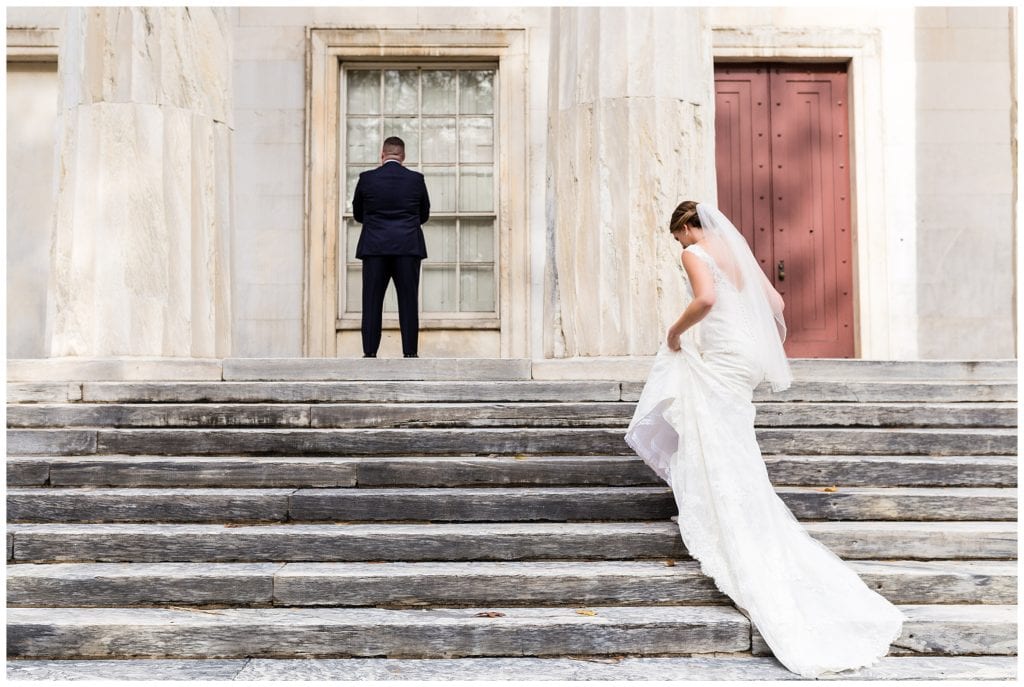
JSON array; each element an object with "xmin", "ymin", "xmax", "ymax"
[{"xmin": 352, "ymin": 136, "xmax": 430, "ymax": 358}]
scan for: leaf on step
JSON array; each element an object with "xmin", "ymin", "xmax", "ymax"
[
  {"xmin": 575, "ymin": 608, "xmax": 598, "ymax": 616},
  {"xmin": 474, "ymin": 611, "xmax": 506, "ymax": 618},
  {"xmin": 664, "ymin": 559, "xmax": 676, "ymax": 567},
  {"xmin": 821, "ymin": 485, "xmax": 839, "ymax": 492},
  {"xmin": 513, "ymin": 454, "xmax": 528, "ymax": 461},
  {"xmin": 223, "ymin": 523, "xmax": 245, "ymax": 528}
]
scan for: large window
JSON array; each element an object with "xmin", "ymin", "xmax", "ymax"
[{"xmin": 340, "ymin": 65, "xmax": 498, "ymax": 324}]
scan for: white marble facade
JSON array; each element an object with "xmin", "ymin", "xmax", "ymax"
[{"xmin": 5, "ymin": 6, "xmax": 1018, "ymax": 361}]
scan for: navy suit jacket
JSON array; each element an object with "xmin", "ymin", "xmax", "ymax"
[{"xmin": 352, "ymin": 161, "xmax": 430, "ymax": 259}]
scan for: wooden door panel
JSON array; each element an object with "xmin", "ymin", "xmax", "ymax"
[
  {"xmin": 714, "ymin": 63, "xmax": 854, "ymax": 358},
  {"xmin": 714, "ymin": 66, "xmax": 774, "ymax": 273},
  {"xmin": 773, "ymin": 66, "xmax": 853, "ymax": 357}
]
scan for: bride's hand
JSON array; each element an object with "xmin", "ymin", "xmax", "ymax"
[{"xmin": 666, "ymin": 326, "xmax": 682, "ymax": 352}]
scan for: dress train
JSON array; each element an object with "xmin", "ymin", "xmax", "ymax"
[{"xmin": 625, "ymin": 338, "xmax": 905, "ymax": 678}]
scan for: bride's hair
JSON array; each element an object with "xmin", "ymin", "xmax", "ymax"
[{"xmin": 669, "ymin": 200, "xmax": 702, "ymax": 233}]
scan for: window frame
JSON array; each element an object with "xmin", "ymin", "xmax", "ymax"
[{"xmin": 338, "ymin": 61, "xmax": 501, "ymax": 327}]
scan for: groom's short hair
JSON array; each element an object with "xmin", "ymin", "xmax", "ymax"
[{"xmin": 382, "ymin": 136, "xmax": 405, "ymax": 155}]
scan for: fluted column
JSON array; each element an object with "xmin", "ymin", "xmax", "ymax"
[
  {"xmin": 544, "ymin": 7, "xmax": 716, "ymax": 357},
  {"xmin": 47, "ymin": 7, "xmax": 232, "ymax": 357}
]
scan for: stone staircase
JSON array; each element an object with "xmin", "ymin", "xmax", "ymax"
[{"xmin": 6, "ymin": 358, "xmax": 1018, "ymax": 681}]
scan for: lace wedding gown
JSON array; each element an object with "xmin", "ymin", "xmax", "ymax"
[{"xmin": 625, "ymin": 243, "xmax": 905, "ymax": 678}]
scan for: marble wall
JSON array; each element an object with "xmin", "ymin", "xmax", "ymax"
[
  {"xmin": 914, "ymin": 7, "xmax": 1016, "ymax": 358},
  {"xmin": 47, "ymin": 7, "xmax": 233, "ymax": 357}
]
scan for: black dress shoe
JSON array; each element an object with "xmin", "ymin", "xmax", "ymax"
[
  {"xmin": 363, "ymin": 354, "xmax": 376, "ymax": 358},
  {"xmin": 404, "ymin": 354, "xmax": 418, "ymax": 358}
]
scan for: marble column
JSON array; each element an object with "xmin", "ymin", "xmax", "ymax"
[
  {"xmin": 544, "ymin": 7, "xmax": 716, "ymax": 357},
  {"xmin": 47, "ymin": 7, "xmax": 233, "ymax": 357}
]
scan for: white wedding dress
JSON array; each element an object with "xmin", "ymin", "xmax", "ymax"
[{"xmin": 625, "ymin": 243, "xmax": 905, "ymax": 678}]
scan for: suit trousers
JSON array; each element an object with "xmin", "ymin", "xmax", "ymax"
[{"xmin": 360, "ymin": 255, "xmax": 422, "ymax": 356}]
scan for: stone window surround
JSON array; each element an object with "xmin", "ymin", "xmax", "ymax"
[
  {"xmin": 304, "ymin": 27, "xmax": 530, "ymax": 358},
  {"xmin": 712, "ymin": 27, "xmax": 903, "ymax": 359},
  {"xmin": 6, "ymin": 27, "xmax": 59, "ymax": 62},
  {"xmin": 7, "ymin": 27, "xmax": 59, "ymax": 359}
]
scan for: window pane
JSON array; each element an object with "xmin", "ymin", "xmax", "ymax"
[
  {"xmin": 460, "ymin": 70, "xmax": 494, "ymax": 115},
  {"xmin": 384, "ymin": 70, "xmax": 417, "ymax": 115},
  {"xmin": 424, "ymin": 166, "xmax": 456, "ymax": 213},
  {"xmin": 458, "ymin": 117, "xmax": 493, "ymax": 163},
  {"xmin": 459, "ymin": 166, "xmax": 493, "ymax": 212},
  {"xmin": 460, "ymin": 265, "xmax": 495, "ymax": 312},
  {"xmin": 421, "ymin": 118, "xmax": 456, "ymax": 164},
  {"xmin": 423, "ymin": 266, "xmax": 456, "ymax": 312},
  {"xmin": 383, "ymin": 118, "xmax": 419, "ymax": 164},
  {"xmin": 383, "ymin": 282, "xmax": 398, "ymax": 313},
  {"xmin": 346, "ymin": 220, "xmax": 360, "ymax": 260},
  {"xmin": 345, "ymin": 266, "xmax": 399, "ymax": 313},
  {"xmin": 424, "ymin": 220, "xmax": 456, "ymax": 263},
  {"xmin": 345, "ymin": 267, "xmax": 362, "ymax": 312},
  {"xmin": 345, "ymin": 166, "xmax": 363, "ymax": 214},
  {"xmin": 346, "ymin": 118, "xmax": 380, "ymax": 164},
  {"xmin": 422, "ymin": 70, "xmax": 456, "ymax": 115},
  {"xmin": 347, "ymin": 70, "xmax": 380, "ymax": 115},
  {"xmin": 460, "ymin": 219, "xmax": 494, "ymax": 262}
]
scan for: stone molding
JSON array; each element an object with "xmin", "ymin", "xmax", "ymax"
[
  {"xmin": 304, "ymin": 27, "xmax": 530, "ymax": 358},
  {"xmin": 6, "ymin": 27, "xmax": 60, "ymax": 61}
]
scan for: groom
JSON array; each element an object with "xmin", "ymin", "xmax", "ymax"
[{"xmin": 352, "ymin": 136, "xmax": 430, "ymax": 358}]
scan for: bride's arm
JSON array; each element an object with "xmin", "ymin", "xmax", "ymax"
[{"xmin": 666, "ymin": 251, "xmax": 716, "ymax": 351}]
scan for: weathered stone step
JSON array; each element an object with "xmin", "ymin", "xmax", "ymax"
[
  {"xmin": 224, "ymin": 358, "xmax": 535, "ymax": 381},
  {"xmin": 7, "ymin": 486, "xmax": 1016, "ymax": 524},
  {"xmin": 8, "ymin": 427, "xmax": 1017, "ymax": 457},
  {"xmin": 7, "ymin": 560, "xmax": 1016, "ymax": 608},
  {"xmin": 6, "ymin": 357, "xmax": 224, "ymax": 383},
  {"xmin": 9, "ymin": 379, "xmax": 1018, "ymax": 405},
  {"xmin": 781, "ymin": 359, "xmax": 1017, "ymax": 381},
  {"xmin": 7, "ymin": 402, "xmax": 1016, "ymax": 429},
  {"xmin": 538, "ymin": 358, "xmax": 1017, "ymax": 383},
  {"xmin": 751, "ymin": 605, "xmax": 1018, "ymax": 657},
  {"xmin": 9, "ymin": 604, "xmax": 1015, "ymax": 660},
  {"xmin": 759, "ymin": 381, "xmax": 1018, "ymax": 403},
  {"xmin": 8, "ymin": 521, "xmax": 1017, "ymax": 564},
  {"xmin": 6, "ymin": 605, "xmax": 750, "ymax": 659},
  {"xmin": 9, "ymin": 454, "xmax": 1016, "ymax": 489},
  {"xmin": 6, "ymin": 655, "xmax": 1018, "ymax": 681},
  {"xmin": 11, "ymin": 356, "xmax": 1015, "ymax": 383}
]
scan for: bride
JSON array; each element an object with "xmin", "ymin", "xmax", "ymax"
[{"xmin": 625, "ymin": 201, "xmax": 905, "ymax": 678}]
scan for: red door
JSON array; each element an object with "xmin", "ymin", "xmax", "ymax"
[{"xmin": 714, "ymin": 63, "xmax": 854, "ymax": 358}]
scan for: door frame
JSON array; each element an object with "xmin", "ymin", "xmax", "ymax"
[
  {"xmin": 712, "ymin": 26, "xmax": 915, "ymax": 359},
  {"xmin": 304, "ymin": 27, "xmax": 529, "ymax": 357}
]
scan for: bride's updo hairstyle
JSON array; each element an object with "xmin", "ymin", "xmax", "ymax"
[{"xmin": 669, "ymin": 200, "xmax": 702, "ymax": 234}]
